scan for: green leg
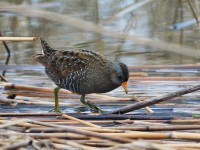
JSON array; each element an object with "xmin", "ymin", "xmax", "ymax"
[
  {"xmin": 49, "ymin": 86, "xmax": 61, "ymax": 113},
  {"xmin": 80, "ymin": 95, "xmax": 106, "ymax": 113}
]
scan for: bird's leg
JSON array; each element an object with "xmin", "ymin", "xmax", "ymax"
[
  {"xmin": 80, "ymin": 95, "xmax": 106, "ymax": 113},
  {"xmin": 49, "ymin": 86, "xmax": 61, "ymax": 113}
]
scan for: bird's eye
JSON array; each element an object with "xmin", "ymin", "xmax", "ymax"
[
  {"xmin": 111, "ymin": 71, "xmax": 118, "ymax": 78},
  {"xmin": 111, "ymin": 71, "xmax": 123, "ymax": 81}
]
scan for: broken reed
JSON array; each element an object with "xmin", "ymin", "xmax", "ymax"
[
  {"xmin": 0, "ymin": 37, "xmax": 36, "ymax": 41},
  {"xmin": 2, "ymin": 118, "xmax": 200, "ymax": 142}
]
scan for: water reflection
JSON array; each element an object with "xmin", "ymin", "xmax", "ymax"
[{"xmin": 0, "ymin": 0, "xmax": 199, "ymax": 74}]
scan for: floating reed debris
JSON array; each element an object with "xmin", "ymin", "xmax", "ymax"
[
  {"xmin": 1, "ymin": 116, "xmax": 200, "ymax": 149},
  {"xmin": 132, "ymin": 95, "xmax": 153, "ymax": 113},
  {"xmin": 27, "ymin": 120, "xmax": 131, "ymax": 143},
  {"xmin": 162, "ymin": 143, "xmax": 200, "ymax": 149},
  {"xmin": 109, "ymin": 83, "xmax": 200, "ymax": 114},
  {"xmin": 108, "ymin": 124, "xmax": 200, "ymax": 131},
  {"xmin": 0, "ymin": 37, "xmax": 36, "ymax": 41},
  {"xmin": 102, "ymin": 131, "xmax": 200, "ymax": 140},
  {"xmin": 2, "ymin": 82, "xmax": 72, "ymax": 94},
  {"xmin": 0, "ymin": 132, "xmax": 88, "ymax": 139},
  {"xmin": 0, "ymin": 113, "xmax": 174, "ymax": 120},
  {"xmin": 129, "ymin": 72, "xmax": 148, "ymax": 77},
  {"xmin": 62, "ymin": 114, "xmax": 100, "ymax": 128},
  {"xmin": 72, "ymin": 114, "xmax": 174, "ymax": 120},
  {"xmin": 27, "ymin": 124, "xmax": 200, "ymax": 133},
  {"xmin": 28, "ymin": 126, "xmax": 124, "ymax": 133},
  {"xmin": 51, "ymin": 138, "xmax": 94, "ymax": 150}
]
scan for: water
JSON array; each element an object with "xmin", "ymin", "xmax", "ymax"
[{"xmin": 0, "ymin": 0, "xmax": 199, "ymax": 67}]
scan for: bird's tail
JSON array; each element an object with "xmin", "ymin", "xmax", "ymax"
[
  {"xmin": 40, "ymin": 37, "xmax": 55, "ymax": 55},
  {"xmin": 32, "ymin": 37, "xmax": 54, "ymax": 67}
]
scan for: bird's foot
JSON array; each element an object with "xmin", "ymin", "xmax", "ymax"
[
  {"xmin": 80, "ymin": 95, "xmax": 107, "ymax": 114},
  {"xmin": 86, "ymin": 101, "xmax": 107, "ymax": 114},
  {"xmin": 49, "ymin": 107, "xmax": 62, "ymax": 113}
]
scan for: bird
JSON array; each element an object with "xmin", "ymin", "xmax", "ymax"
[{"xmin": 32, "ymin": 37, "xmax": 129, "ymax": 113}]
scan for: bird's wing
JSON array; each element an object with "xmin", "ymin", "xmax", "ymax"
[{"xmin": 45, "ymin": 49, "xmax": 107, "ymax": 78}]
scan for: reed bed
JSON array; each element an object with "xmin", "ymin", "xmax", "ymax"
[{"xmin": 1, "ymin": 116, "xmax": 200, "ymax": 149}]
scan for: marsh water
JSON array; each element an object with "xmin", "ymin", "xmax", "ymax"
[
  {"xmin": 0, "ymin": 0, "xmax": 200, "ymax": 113},
  {"xmin": 1, "ymin": 0, "xmax": 200, "ymax": 65}
]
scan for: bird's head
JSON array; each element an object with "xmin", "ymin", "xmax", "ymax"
[{"xmin": 111, "ymin": 62, "xmax": 129, "ymax": 94}]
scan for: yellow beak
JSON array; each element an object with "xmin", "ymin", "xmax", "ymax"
[{"xmin": 122, "ymin": 82, "xmax": 128, "ymax": 94}]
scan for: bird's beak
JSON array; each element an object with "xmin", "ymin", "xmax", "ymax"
[{"xmin": 122, "ymin": 82, "xmax": 128, "ymax": 94}]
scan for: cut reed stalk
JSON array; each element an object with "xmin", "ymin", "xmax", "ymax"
[
  {"xmin": 0, "ymin": 37, "xmax": 36, "ymax": 41},
  {"xmin": 2, "ymin": 82, "xmax": 72, "ymax": 94},
  {"xmin": 25, "ymin": 120, "xmax": 117, "ymax": 126},
  {"xmin": 0, "ymin": 113, "xmax": 174, "ymax": 120},
  {"xmin": 132, "ymin": 95, "xmax": 153, "ymax": 113},
  {"xmin": 129, "ymin": 72, "xmax": 148, "ymax": 77},
  {"xmin": 102, "ymin": 131, "xmax": 200, "ymax": 140},
  {"xmin": 53, "ymin": 143, "xmax": 76, "ymax": 150},
  {"xmin": 0, "ymin": 120, "xmax": 39, "ymax": 128},
  {"xmin": 28, "ymin": 127, "xmax": 124, "ymax": 133},
  {"xmin": 27, "ymin": 120, "xmax": 131, "ymax": 143},
  {"xmin": 51, "ymin": 138, "xmax": 98, "ymax": 150},
  {"xmin": 73, "ymin": 114, "xmax": 173, "ymax": 120},
  {"xmin": 131, "ymin": 119, "xmax": 200, "ymax": 124},
  {"xmin": 0, "ymin": 132, "xmax": 88, "ymax": 140},
  {"xmin": 164, "ymin": 143, "xmax": 200, "ymax": 149},
  {"xmin": 62, "ymin": 114, "xmax": 100, "ymax": 128},
  {"xmin": 108, "ymin": 124, "xmax": 200, "ymax": 131},
  {"xmin": 164, "ymin": 119, "xmax": 200, "ymax": 124},
  {"xmin": 74, "ymin": 139, "xmax": 116, "ymax": 147}
]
